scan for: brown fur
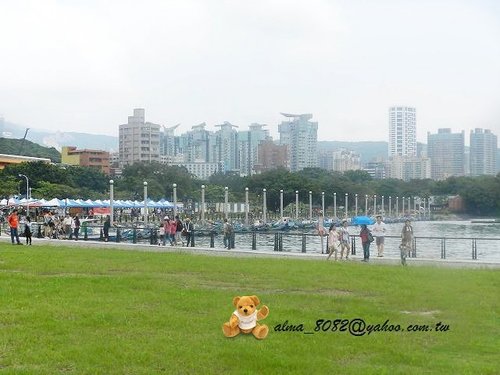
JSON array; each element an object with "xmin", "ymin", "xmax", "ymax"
[{"xmin": 222, "ymin": 295, "xmax": 269, "ymax": 339}]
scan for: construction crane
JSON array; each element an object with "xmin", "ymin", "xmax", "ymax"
[{"xmin": 18, "ymin": 128, "xmax": 30, "ymax": 155}]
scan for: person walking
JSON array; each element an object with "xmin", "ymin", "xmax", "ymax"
[
  {"xmin": 63, "ymin": 214, "xmax": 73, "ymax": 239},
  {"xmin": 359, "ymin": 224, "xmax": 372, "ymax": 262},
  {"xmin": 326, "ymin": 224, "xmax": 339, "ymax": 261},
  {"xmin": 24, "ymin": 216, "xmax": 33, "ymax": 245},
  {"xmin": 8, "ymin": 209, "xmax": 22, "ymax": 245},
  {"xmin": 400, "ymin": 219, "xmax": 414, "ymax": 266},
  {"xmin": 339, "ymin": 220, "xmax": 351, "ymax": 260},
  {"xmin": 372, "ymin": 215, "xmax": 386, "ymax": 257}
]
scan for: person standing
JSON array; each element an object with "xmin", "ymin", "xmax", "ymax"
[
  {"xmin": 175, "ymin": 215, "xmax": 184, "ymax": 246},
  {"xmin": 63, "ymin": 214, "xmax": 73, "ymax": 239},
  {"xmin": 103, "ymin": 215, "xmax": 111, "ymax": 242},
  {"xmin": 326, "ymin": 224, "xmax": 339, "ymax": 261},
  {"xmin": 169, "ymin": 218, "xmax": 177, "ymax": 246},
  {"xmin": 359, "ymin": 224, "xmax": 372, "ymax": 262},
  {"xmin": 184, "ymin": 217, "xmax": 194, "ymax": 247},
  {"xmin": 400, "ymin": 219, "xmax": 414, "ymax": 266},
  {"xmin": 223, "ymin": 218, "xmax": 233, "ymax": 249},
  {"xmin": 372, "ymin": 215, "xmax": 387, "ymax": 257},
  {"xmin": 8, "ymin": 209, "xmax": 22, "ymax": 245},
  {"xmin": 24, "ymin": 216, "xmax": 33, "ymax": 245},
  {"xmin": 72, "ymin": 215, "xmax": 81, "ymax": 241},
  {"xmin": 339, "ymin": 220, "xmax": 351, "ymax": 260}
]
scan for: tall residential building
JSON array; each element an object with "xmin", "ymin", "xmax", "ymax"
[
  {"xmin": 215, "ymin": 122, "xmax": 239, "ymax": 173},
  {"xmin": 119, "ymin": 108, "xmax": 161, "ymax": 166},
  {"xmin": 178, "ymin": 123, "xmax": 214, "ymax": 163},
  {"xmin": 319, "ymin": 149, "xmax": 360, "ymax": 172},
  {"xmin": 238, "ymin": 123, "xmax": 269, "ymax": 176},
  {"xmin": 160, "ymin": 123, "xmax": 180, "ymax": 157},
  {"xmin": 388, "ymin": 106, "xmax": 417, "ymax": 157},
  {"xmin": 470, "ymin": 128, "xmax": 497, "ymax": 176},
  {"xmin": 427, "ymin": 128, "xmax": 465, "ymax": 180},
  {"xmin": 278, "ymin": 113, "xmax": 318, "ymax": 172}
]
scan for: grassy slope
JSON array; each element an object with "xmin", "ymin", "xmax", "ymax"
[{"xmin": 0, "ymin": 244, "xmax": 498, "ymax": 374}]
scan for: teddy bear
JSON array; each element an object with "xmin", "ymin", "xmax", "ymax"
[{"xmin": 222, "ymin": 295, "xmax": 269, "ymax": 339}]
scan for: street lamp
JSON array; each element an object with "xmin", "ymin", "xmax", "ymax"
[
  {"xmin": 365, "ymin": 194, "xmax": 368, "ymax": 215},
  {"xmin": 201, "ymin": 185, "xmax": 205, "ymax": 223},
  {"xmin": 173, "ymin": 183, "xmax": 177, "ymax": 217},
  {"xmin": 109, "ymin": 179, "xmax": 114, "ymax": 225},
  {"xmin": 18, "ymin": 174, "xmax": 29, "ymax": 214},
  {"xmin": 309, "ymin": 191, "xmax": 312, "ymax": 220},
  {"xmin": 381, "ymin": 195, "xmax": 385, "ymax": 216},
  {"xmin": 143, "ymin": 181, "xmax": 148, "ymax": 226},
  {"xmin": 280, "ymin": 189, "xmax": 284, "ymax": 219},
  {"xmin": 262, "ymin": 188, "xmax": 267, "ymax": 223},
  {"xmin": 321, "ymin": 192, "xmax": 325, "ymax": 218},
  {"xmin": 245, "ymin": 187, "xmax": 249, "ymax": 225},
  {"xmin": 389, "ymin": 196, "xmax": 392, "ymax": 218},
  {"xmin": 344, "ymin": 193, "xmax": 348, "ymax": 219},
  {"xmin": 224, "ymin": 186, "xmax": 229, "ymax": 220},
  {"xmin": 334, "ymin": 192, "xmax": 337, "ymax": 218},
  {"xmin": 373, "ymin": 194, "xmax": 377, "ymax": 216},
  {"xmin": 295, "ymin": 190, "xmax": 299, "ymax": 220},
  {"xmin": 355, "ymin": 193, "xmax": 358, "ymax": 217}
]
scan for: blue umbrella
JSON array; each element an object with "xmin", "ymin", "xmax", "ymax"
[{"xmin": 352, "ymin": 216, "xmax": 375, "ymax": 225}]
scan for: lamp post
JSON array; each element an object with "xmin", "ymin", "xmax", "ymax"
[
  {"xmin": 280, "ymin": 189, "xmax": 284, "ymax": 219},
  {"xmin": 396, "ymin": 196, "xmax": 399, "ymax": 217},
  {"xmin": 334, "ymin": 192, "xmax": 337, "ymax": 218},
  {"xmin": 381, "ymin": 195, "xmax": 385, "ymax": 216},
  {"xmin": 18, "ymin": 174, "xmax": 29, "ymax": 214},
  {"xmin": 173, "ymin": 183, "xmax": 177, "ymax": 218},
  {"xmin": 408, "ymin": 197, "xmax": 411, "ymax": 216},
  {"xmin": 295, "ymin": 190, "xmax": 299, "ymax": 220},
  {"xmin": 262, "ymin": 188, "xmax": 267, "ymax": 223},
  {"xmin": 309, "ymin": 191, "xmax": 312, "ymax": 220},
  {"xmin": 373, "ymin": 194, "xmax": 377, "ymax": 216},
  {"xmin": 389, "ymin": 196, "xmax": 392, "ymax": 218},
  {"xmin": 201, "ymin": 185, "xmax": 205, "ymax": 222},
  {"xmin": 245, "ymin": 187, "xmax": 249, "ymax": 225},
  {"xmin": 344, "ymin": 193, "xmax": 348, "ymax": 219},
  {"xmin": 402, "ymin": 196, "xmax": 405, "ymax": 216},
  {"xmin": 143, "ymin": 181, "xmax": 148, "ymax": 227},
  {"xmin": 321, "ymin": 191, "xmax": 325, "ymax": 218},
  {"xmin": 109, "ymin": 179, "xmax": 114, "ymax": 225},
  {"xmin": 365, "ymin": 194, "xmax": 368, "ymax": 215},
  {"xmin": 355, "ymin": 193, "xmax": 358, "ymax": 217},
  {"xmin": 224, "ymin": 186, "xmax": 228, "ymax": 220}
]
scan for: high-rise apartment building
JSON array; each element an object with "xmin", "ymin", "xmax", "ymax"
[
  {"xmin": 427, "ymin": 128, "xmax": 465, "ymax": 180},
  {"xmin": 215, "ymin": 122, "xmax": 239, "ymax": 173},
  {"xmin": 470, "ymin": 128, "xmax": 497, "ymax": 176},
  {"xmin": 278, "ymin": 113, "xmax": 318, "ymax": 172},
  {"xmin": 388, "ymin": 106, "xmax": 416, "ymax": 157},
  {"xmin": 119, "ymin": 109, "xmax": 161, "ymax": 166},
  {"xmin": 238, "ymin": 123, "xmax": 269, "ymax": 176}
]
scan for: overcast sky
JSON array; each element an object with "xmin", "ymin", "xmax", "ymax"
[{"xmin": 1, "ymin": 0, "xmax": 500, "ymax": 143}]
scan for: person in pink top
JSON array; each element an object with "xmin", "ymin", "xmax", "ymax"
[{"xmin": 169, "ymin": 218, "xmax": 177, "ymax": 246}]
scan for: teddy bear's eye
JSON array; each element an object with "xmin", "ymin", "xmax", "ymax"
[
  {"xmin": 250, "ymin": 305, "xmax": 254, "ymax": 308},
  {"xmin": 239, "ymin": 306, "xmax": 242, "ymax": 309}
]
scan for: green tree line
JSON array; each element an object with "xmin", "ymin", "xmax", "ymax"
[{"xmin": 1, "ymin": 161, "xmax": 499, "ymax": 216}]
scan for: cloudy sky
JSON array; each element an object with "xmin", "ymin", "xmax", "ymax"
[{"xmin": 1, "ymin": 0, "xmax": 499, "ymax": 143}]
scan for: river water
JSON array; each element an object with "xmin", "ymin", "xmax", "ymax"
[{"xmin": 194, "ymin": 220, "xmax": 500, "ymax": 262}]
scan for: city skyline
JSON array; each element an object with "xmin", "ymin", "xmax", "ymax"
[{"xmin": 1, "ymin": 1, "xmax": 500, "ymax": 143}]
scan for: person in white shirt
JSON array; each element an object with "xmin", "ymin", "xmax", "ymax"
[{"xmin": 371, "ymin": 215, "xmax": 387, "ymax": 257}]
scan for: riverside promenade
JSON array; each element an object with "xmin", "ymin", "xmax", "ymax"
[{"xmin": 1, "ymin": 236, "xmax": 499, "ymax": 269}]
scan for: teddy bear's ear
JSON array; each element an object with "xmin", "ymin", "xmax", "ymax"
[
  {"xmin": 250, "ymin": 295, "xmax": 260, "ymax": 306},
  {"xmin": 232, "ymin": 296, "xmax": 241, "ymax": 307}
]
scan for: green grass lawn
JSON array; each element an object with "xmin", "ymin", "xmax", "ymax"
[{"xmin": 0, "ymin": 243, "xmax": 499, "ymax": 374}]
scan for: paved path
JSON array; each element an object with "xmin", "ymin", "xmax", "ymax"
[{"xmin": 1, "ymin": 237, "xmax": 499, "ymax": 269}]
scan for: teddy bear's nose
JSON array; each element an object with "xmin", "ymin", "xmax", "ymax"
[{"xmin": 243, "ymin": 308, "xmax": 248, "ymax": 313}]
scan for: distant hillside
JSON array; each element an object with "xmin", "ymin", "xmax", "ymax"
[
  {"xmin": 2, "ymin": 121, "xmax": 118, "ymax": 152},
  {"xmin": 317, "ymin": 141, "xmax": 388, "ymax": 164},
  {"xmin": 0, "ymin": 137, "xmax": 61, "ymax": 162}
]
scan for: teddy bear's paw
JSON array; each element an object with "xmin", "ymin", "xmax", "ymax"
[
  {"xmin": 258, "ymin": 305, "xmax": 269, "ymax": 319},
  {"xmin": 223, "ymin": 323, "xmax": 240, "ymax": 337},
  {"xmin": 253, "ymin": 324, "xmax": 269, "ymax": 339}
]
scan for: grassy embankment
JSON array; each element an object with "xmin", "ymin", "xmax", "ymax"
[{"xmin": 0, "ymin": 243, "xmax": 498, "ymax": 374}]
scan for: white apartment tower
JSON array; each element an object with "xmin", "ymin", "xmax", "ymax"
[
  {"xmin": 470, "ymin": 128, "xmax": 497, "ymax": 176},
  {"xmin": 119, "ymin": 108, "xmax": 161, "ymax": 166},
  {"xmin": 389, "ymin": 106, "xmax": 417, "ymax": 157},
  {"xmin": 278, "ymin": 113, "xmax": 318, "ymax": 172}
]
